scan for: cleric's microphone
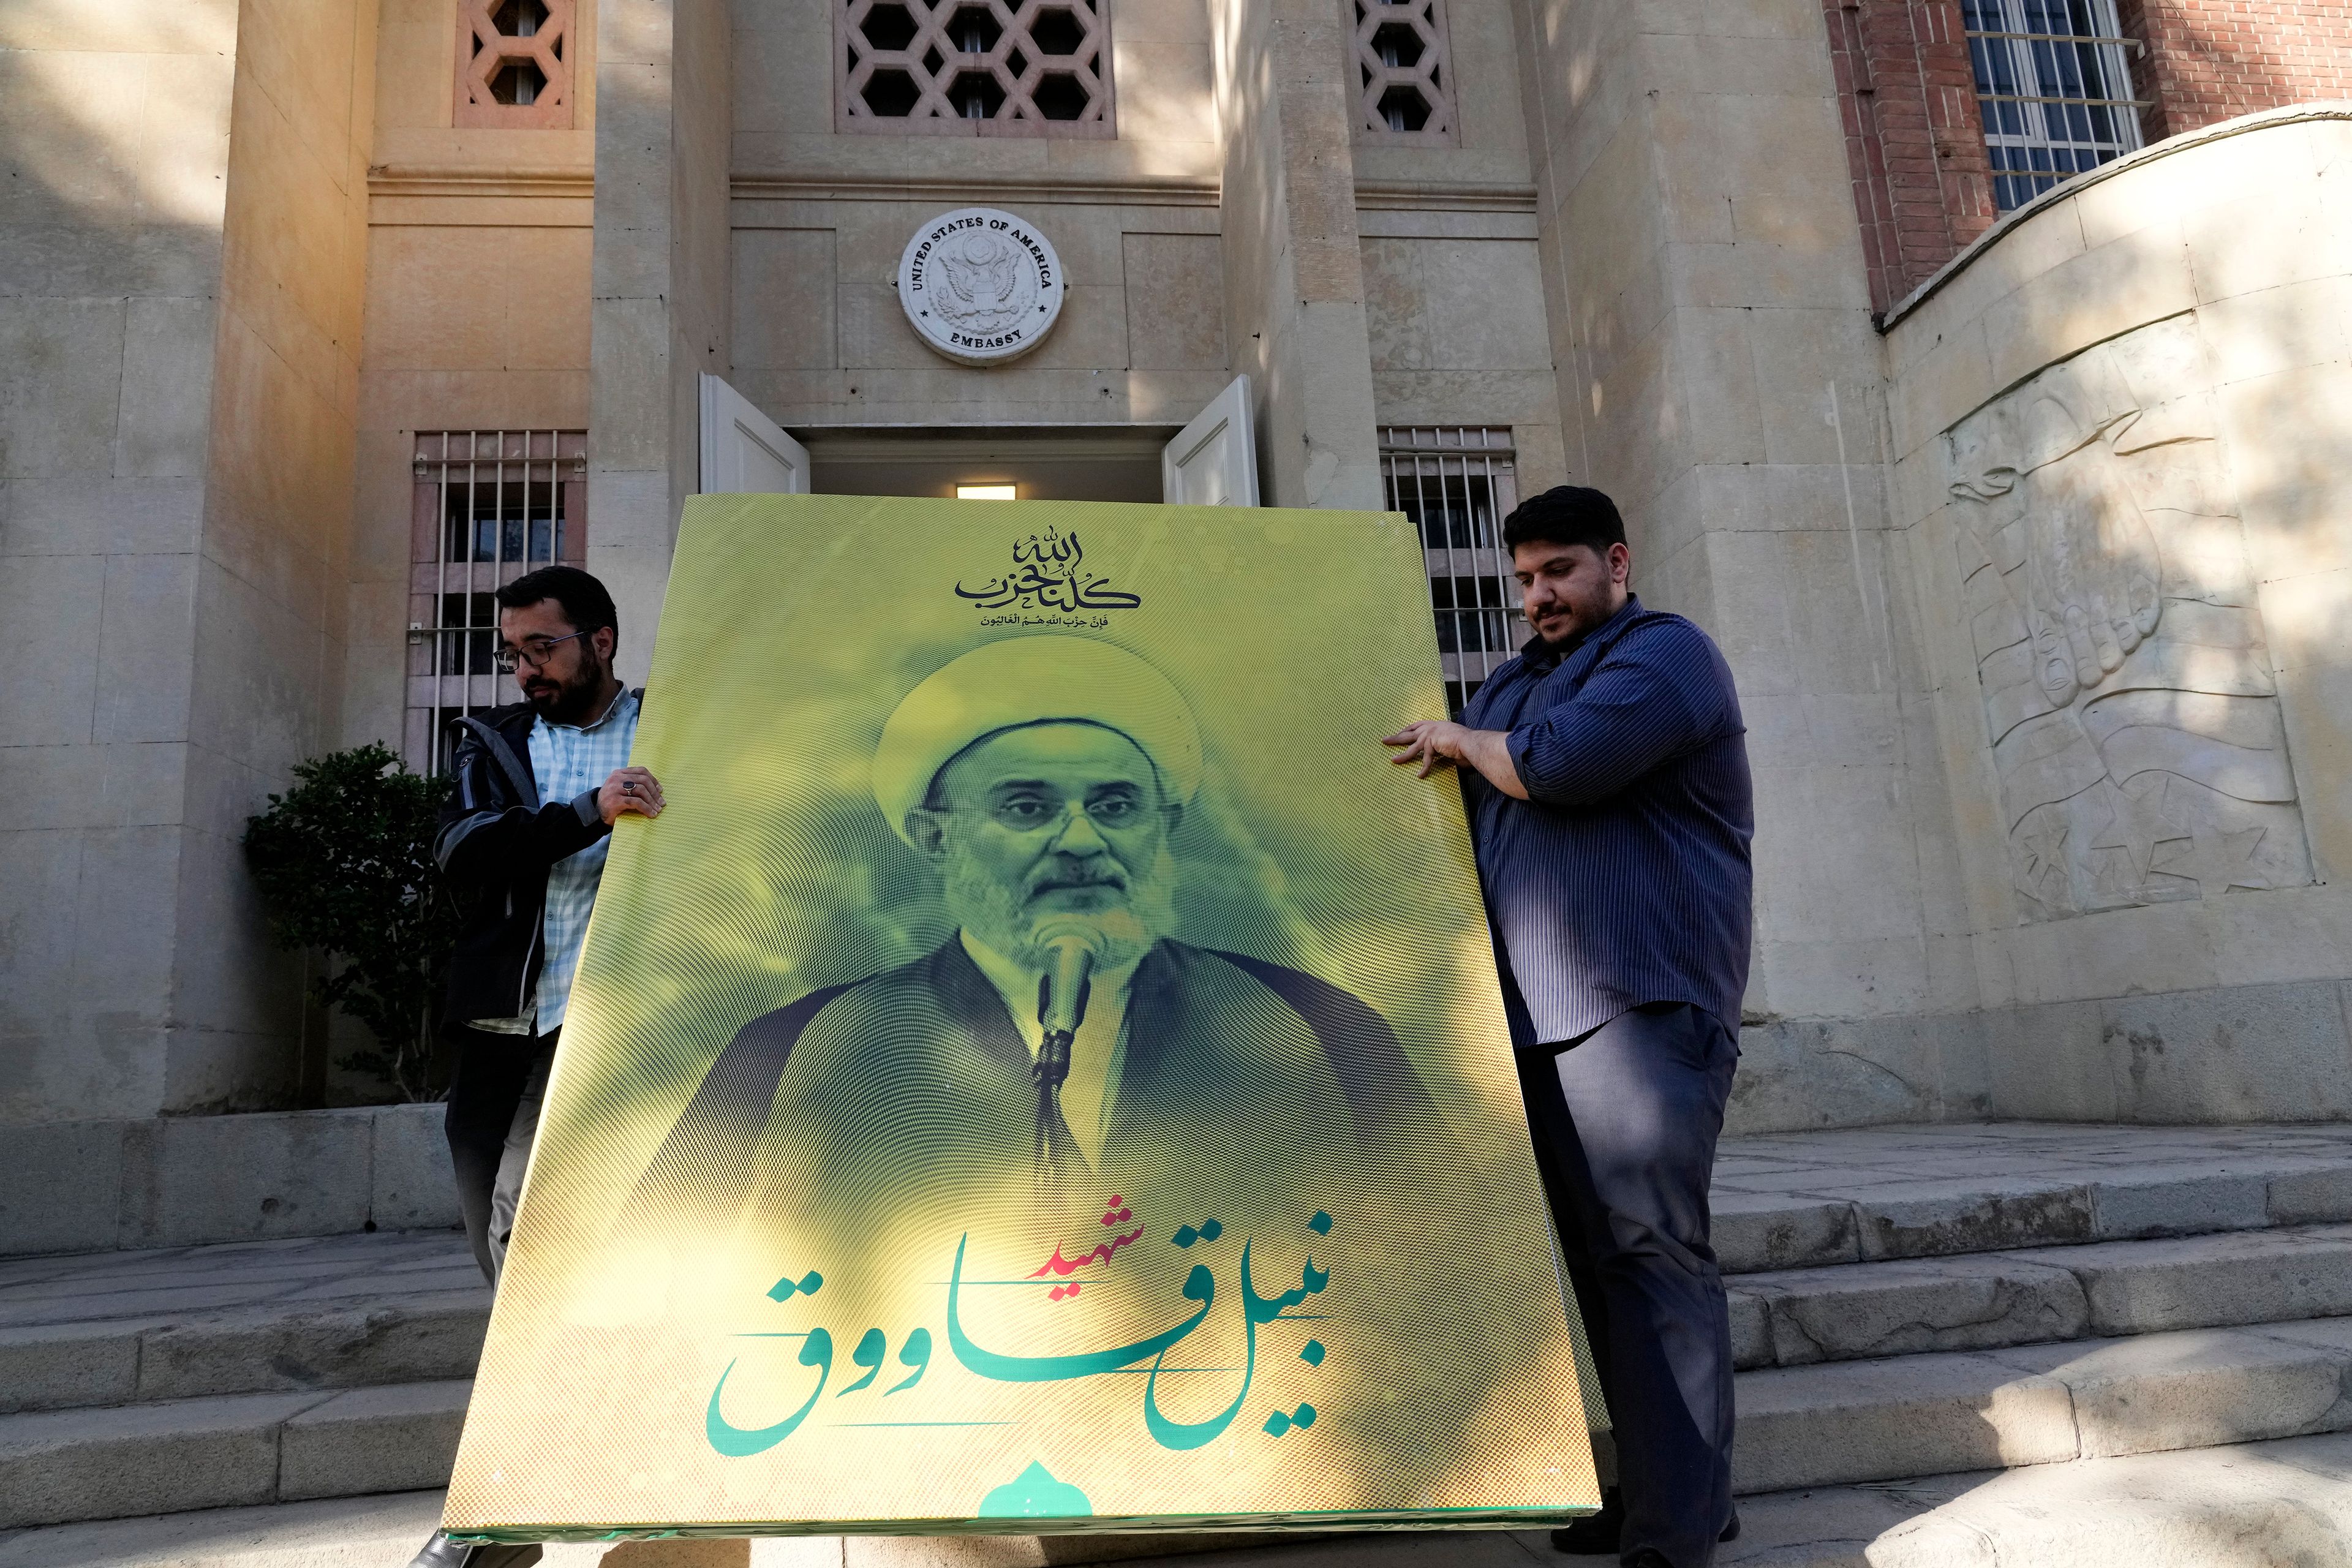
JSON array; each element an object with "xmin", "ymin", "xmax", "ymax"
[
  {"xmin": 1034, "ymin": 934, "xmax": 1096, "ymax": 1091},
  {"xmin": 1032, "ymin": 931, "xmax": 1099, "ymax": 1180}
]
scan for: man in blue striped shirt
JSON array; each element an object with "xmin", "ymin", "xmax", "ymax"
[{"xmin": 1387, "ymin": 486, "xmax": 1752, "ymax": 1568}]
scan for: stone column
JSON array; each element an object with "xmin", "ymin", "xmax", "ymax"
[
  {"xmin": 0, "ymin": 0, "xmax": 375, "ymax": 1123},
  {"xmin": 588, "ymin": 0, "xmax": 733, "ymax": 687},
  {"xmin": 1512, "ymin": 0, "xmax": 1983, "ymax": 1123},
  {"xmin": 1210, "ymin": 0, "xmax": 1383, "ymax": 510}
]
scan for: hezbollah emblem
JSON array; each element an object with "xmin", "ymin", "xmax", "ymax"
[{"xmin": 897, "ymin": 206, "xmax": 1066, "ymax": 366}]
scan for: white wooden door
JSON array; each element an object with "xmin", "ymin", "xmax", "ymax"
[
  {"xmin": 1161, "ymin": 374, "xmax": 1258, "ymax": 506},
  {"xmin": 698, "ymin": 374, "xmax": 811, "ymax": 494}
]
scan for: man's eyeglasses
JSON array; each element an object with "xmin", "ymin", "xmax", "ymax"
[{"xmin": 493, "ymin": 628, "xmax": 594, "ymax": 674}]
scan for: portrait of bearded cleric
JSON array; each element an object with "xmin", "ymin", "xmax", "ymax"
[{"xmin": 614, "ymin": 636, "xmax": 1430, "ymax": 1239}]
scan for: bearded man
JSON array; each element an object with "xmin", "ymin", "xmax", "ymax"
[
  {"xmin": 619, "ymin": 636, "xmax": 1425, "ymax": 1237},
  {"xmin": 434, "ymin": 566, "xmax": 665, "ymax": 1284},
  {"xmin": 416, "ymin": 566, "xmax": 663, "ymax": 1568},
  {"xmin": 1386, "ymin": 486, "xmax": 1753, "ymax": 1568}
]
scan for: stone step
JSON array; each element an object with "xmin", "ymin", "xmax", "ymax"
[
  {"xmin": 12, "ymin": 1318, "xmax": 2352, "ymax": 1532},
  {"xmin": 1718, "ymin": 1430, "xmax": 2352, "ymax": 1566},
  {"xmin": 0, "ymin": 1232, "xmax": 488, "ymax": 1415},
  {"xmin": 1729, "ymin": 1220, "xmax": 2352, "ymax": 1370},
  {"xmin": 1711, "ymin": 1123, "xmax": 2352, "ymax": 1273},
  {"xmin": 0, "ymin": 1381, "xmax": 472, "ymax": 1531},
  {"xmin": 1732, "ymin": 1316, "xmax": 2352, "ymax": 1496},
  {"xmin": 0, "ymin": 1491, "xmax": 447, "ymax": 1568},
  {"xmin": 15, "ymin": 1431, "xmax": 2352, "ymax": 1568}
]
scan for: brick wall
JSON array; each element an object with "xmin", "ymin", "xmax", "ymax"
[
  {"xmin": 1822, "ymin": 0, "xmax": 2000, "ymax": 316},
  {"xmin": 2120, "ymin": 1, "xmax": 2352, "ymax": 140}
]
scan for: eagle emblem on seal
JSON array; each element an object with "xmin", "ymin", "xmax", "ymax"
[{"xmin": 932, "ymin": 230, "xmax": 1028, "ymax": 333}]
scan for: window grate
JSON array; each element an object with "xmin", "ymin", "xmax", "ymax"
[
  {"xmin": 1380, "ymin": 428, "xmax": 1520, "ymax": 717},
  {"xmin": 454, "ymin": 0, "xmax": 575, "ymax": 129},
  {"xmin": 1964, "ymin": 0, "xmax": 2143, "ymax": 211},
  {"xmin": 1347, "ymin": 0, "xmax": 1458, "ymax": 146},
  {"xmin": 837, "ymin": 0, "xmax": 1115, "ymax": 138},
  {"xmin": 407, "ymin": 431, "xmax": 588, "ymax": 774}
]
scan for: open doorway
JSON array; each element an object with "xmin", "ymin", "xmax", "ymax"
[
  {"xmin": 699, "ymin": 374, "xmax": 1259, "ymax": 507},
  {"xmin": 797, "ymin": 426, "xmax": 1177, "ymax": 503}
]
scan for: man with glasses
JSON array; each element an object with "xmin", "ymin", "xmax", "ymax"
[
  {"xmin": 433, "ymin": 565, "xmax": 663, "ymax": 1282},
  {"xmin": 413, "ymin": 568, "xmax": 662, "ymax": 1568}
]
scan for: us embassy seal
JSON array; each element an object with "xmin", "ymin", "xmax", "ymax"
[{"xmin": 897, "ymin": 208, "xmax": 1065, "ymax": 366}]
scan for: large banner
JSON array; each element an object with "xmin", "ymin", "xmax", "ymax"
[{"xmin": 447, "ymin": 495, "xmax": 1600, "ymax": 1539}]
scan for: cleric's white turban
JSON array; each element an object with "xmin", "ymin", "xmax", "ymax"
[{"xmin": 873, "ymin": 637, "xmax": 1203, "ymax": 845}]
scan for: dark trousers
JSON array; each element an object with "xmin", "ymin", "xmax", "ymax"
[
  {"xmin": 1516, "ymin": 1002, "xmax": 1739, "ymax": 1568},
  {"xmin": 445, "ymin": 1027, "xmax": 559, "ymax": 1285}
]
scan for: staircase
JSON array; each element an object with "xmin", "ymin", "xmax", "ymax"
[{"xmin": 7, "ymin": 1122, "xmax": 2352, "ymax": 1567}]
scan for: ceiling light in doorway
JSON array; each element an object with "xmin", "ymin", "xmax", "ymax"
[{"xmin": 957, "ymin": 484, "xmax": 1017, "ymax": 500}]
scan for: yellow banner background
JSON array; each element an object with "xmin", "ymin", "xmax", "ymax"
[{"xmin": 447, "ymin": 496, "xmax": 1600, "ymax": 1537}]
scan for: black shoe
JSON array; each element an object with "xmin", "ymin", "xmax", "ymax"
[
  {"xmin": 1624, "ymin": 1553, "xmax": 1672, "ymax": 1568},
  {"xmin": 409, "ymin": 1534, "xmax": 544, "ymax": 1568},
  {"xmin": 1549, "ymin": 1488, "xmax": 1624, "ymax": 1555},
  {"xmin": 410, "ymin": 1534, "xmax": 473, "ymax": 1568},
  {"xmin": 1548, "ymin": 1491, "xmax": 1741, "ymax": 1556}
]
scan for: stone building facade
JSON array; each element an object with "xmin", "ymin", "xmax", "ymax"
[{"xmin": 6, "ymin": 0, "xmax": 2352, "ymax": 1174}]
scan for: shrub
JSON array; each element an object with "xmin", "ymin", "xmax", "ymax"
[{"xmin": 243, "ymin": 744, "xmax": 454, "ymax": 1101}]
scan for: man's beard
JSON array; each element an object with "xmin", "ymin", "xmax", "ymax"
[
  {"xmin": 524, "ymin": 657, "xmax": 607, "ymax": 723},
  {"xmin": 944, "ymin": 845, "xmax": 1177, "ymax": 975}
]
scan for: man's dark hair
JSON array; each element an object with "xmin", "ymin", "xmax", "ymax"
[
  {"xmin": 496, "ymin": 565, "xmax": 618, "ymax": 642},
  {"xmin": 1501, "ymin": 484, "xmax": 1627, "ymax": 556}
]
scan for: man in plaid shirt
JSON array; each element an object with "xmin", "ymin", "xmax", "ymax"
[{"xmin": 432, "ymin": 566, "xmax": 665, "ymax": 1287}]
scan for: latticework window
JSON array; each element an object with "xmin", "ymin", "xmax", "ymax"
[
  {"xmin": 837, "ymin": 0, "xmax": 1115, "ymax": 137},
  {"xmin": 407, "ymin": 432, "xmax": 588, "ymax": 774},
  {"xmin": 454, "ymin": 0, "xmax": 576, "ymax": 130},
  {"xmin": 1964, "ymin": 0, "xmax": 2144, "ymax": 210},
  {"xmin": 1382, "ymin": 429, "xmax": 1520, "ymax": 716},
  {"xmin": 1348, "ymin": 0, "xmax": 1457, "ymax": 146}
]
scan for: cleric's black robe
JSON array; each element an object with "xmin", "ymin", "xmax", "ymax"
[{"xmin": 617, "ymin": 937, "xmax": 1430, "ymax": 1236}]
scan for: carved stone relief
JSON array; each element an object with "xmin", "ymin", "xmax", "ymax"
[{"xmin": 1944, "ymin": 319, "xmax": 2313, "ymax": 921}]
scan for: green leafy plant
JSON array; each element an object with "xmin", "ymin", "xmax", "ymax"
[{"xmin": 244, "ymin": 744, "xmax": 455, "ymax": 1101}]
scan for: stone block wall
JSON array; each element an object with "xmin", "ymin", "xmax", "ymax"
[
  {"xmin": 349, "ymin": 0, "xmax": 600, "ymax": 752},
  {"xmin": 0, "ymin": 0, "xmax": 376, "ymax": 1125},
  {"xmin": 1354, "ymin": 0, "xmax": 1572, "ymax": 491},
  {"xmin": 1514, "ymin": 0, "xmax": 1969, "ymax": 1047},
  {"xmin": 1870, "ymin": 106, "xmax": 2352, "ymax": 1128},
  {"xmin": 0, "ymin": 1102, "xmax": 456, "ymax": 1257},
  {"xmin": 2122, "ymin": 0, "xmax": 2352, "ymax": 141},
  {"xmin": 189, "ymin": 0, "xmax": 380, "ymax": 1113},
  {"xmin": 0, "ymin": 4, "xmax": 240, "ymax": 1125}
]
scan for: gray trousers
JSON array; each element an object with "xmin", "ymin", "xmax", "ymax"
[
  {"xmin": 446, "ymin": 1030, "xmax": 556, "ymax": 1286},
  {"xmin": 487, "ymin": 1045, "xmax": 553, "ymax": 1284},
  {"xmin": 1517, "ymin": 1002, "xmax": 1739, "ymax": 1568}
]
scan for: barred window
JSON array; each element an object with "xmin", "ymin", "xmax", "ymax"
[
  {"xmin": 1348, "ymin": 0, "xmax": 1457, "ymax": 145},
  {"xmin": 1964, "ymin": 0, "xmax": 2144, "ymax": 211},
  {"xmin": 407, "ymin": 432, "xmax": 587, "ymax": 774},
  {"xmin": 837, "ymin": 0, "xmax": 1114, "ymax": 138},
  {"xmin": 1381, "ymin": 428, "xmax": 1521, "ymax": 717}
]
